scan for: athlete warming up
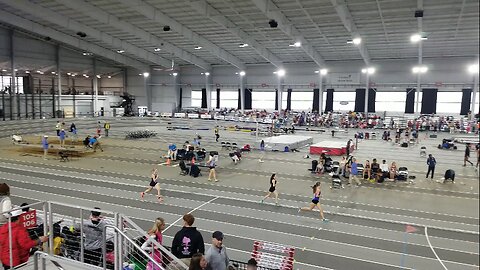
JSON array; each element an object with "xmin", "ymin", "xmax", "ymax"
[{"xmin": 261, "ymin": 173, "xmax": 279, "ymax": 206}]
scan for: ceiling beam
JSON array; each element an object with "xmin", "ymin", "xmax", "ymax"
[
  {"xmin": 187, "ymin": 0, "xmax": 283, "ymax": 68},
  {"xmin": 0, "ymin": 0, "xmax": 172, "ymax": 69},
  {"xmin": 117, "ymin": 0, "xmax": 245, "ymax": 70},
  {"xmin": 250, "ymin": 0, "xmax": 326, "ymax": 67},
  {"xmin": 330, "ymin": 0, "xmax": 371, "ymax": 65},
  {"xmin": 57, "ymin": 0, "xmax": 211, "ymax": 70},
  {"xmin": 0, "ymin": 9, "xmax": 148, "ymax": 70}
]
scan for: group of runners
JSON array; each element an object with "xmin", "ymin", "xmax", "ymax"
[{"xmin": 140, "ymin": 168, "xmax": 329, "ymax": 222}]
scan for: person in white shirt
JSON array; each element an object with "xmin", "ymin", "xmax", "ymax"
[
  {"xmin": 0, "ymin": 183, "xmax": 12, "ymax": 226},
  {"xmin": 379, "ymin": 160, "xmax": 389, "ymax": 182}
]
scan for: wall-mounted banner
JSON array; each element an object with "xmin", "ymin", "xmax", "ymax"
[{"xmin": 329, "ymin": 73, "xmax": 360, "ymax": 84}]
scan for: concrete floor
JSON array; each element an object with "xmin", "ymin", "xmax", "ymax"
[{"xmin": 0, "ymin": 117, "xmax": 478, "ymax": 270}]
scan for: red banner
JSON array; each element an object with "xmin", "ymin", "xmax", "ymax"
[{"xmin": 20, "ymin": 210, "xmax": 37, "ymax": 229}]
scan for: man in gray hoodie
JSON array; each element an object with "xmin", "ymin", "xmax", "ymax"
[
  {"xmin": 205, "ymin": 231, "xmax": 231, "ymax": 270},
  {"xmin": 74, "ymin": 207, "xmax": 105, "ymax": 266}
]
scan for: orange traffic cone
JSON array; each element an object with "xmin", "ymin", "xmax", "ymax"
[{"xmin": 166, "ymin": 157, "xmax": 171, "ymax": 166}]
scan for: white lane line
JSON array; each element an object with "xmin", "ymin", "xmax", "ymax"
[
  {"xmin": 163, "ymin": 196, "xmax": 218, "ymax": 233},
  {"xmin": 425, "ymin": 226, "xmax": 449, "ymax": 270},
  {"xmin": 1, "ymin": 167, "xmax": 478, "ymax": 235}
]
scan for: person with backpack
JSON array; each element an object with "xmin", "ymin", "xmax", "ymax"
[{"xmin": 426, "ymin": 154, "xmax": 437, "ymax": 179}]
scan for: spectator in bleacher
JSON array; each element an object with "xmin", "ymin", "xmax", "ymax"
[
  {"xmin": 189, "ymin": 253, "xmax": 210, "ymax": 270},
  {"xmin": 141, "ymin": 217, "xmax": 165, "ymax": 269},
  {"xmin": 247, "ymin": 258, "xmax": 258, "ymax": 270},
  {"xmin": 172, "ymin": 214, "xmax": 205, "ymax": 262},
  {"xmin": 42, "ymin": 135, "xmax": 49, "ymax": 160},
  {"xmin": 0, "ymin": 183, "xmax": 12, "ymax": 227},
  {"xmin": 0, "ymin": 209, "xmax": 48, "ymax": 269},
  {"xmin": 74, "ymin": 207, "xmax": 105, "ymax": 266},
  {"xmin": 205, "ymin": 231, "xmax": 231, "ymax": 270}
]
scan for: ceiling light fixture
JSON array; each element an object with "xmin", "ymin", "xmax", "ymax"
[
  {"xmin": 412, "ymin": 66, "xmax": 428, "ymax": 73},
  {"xmin": 67, "ymin": 72, "xmax": 71, "ymax": 76},
  {"xmin": 51, "ymin": 71, "xmax": 56, "ymax": 74},
  {"xmin": 274, "ymin": 69, "xmax": 286, "ymax": 77},
  {"xmin": 143, "ymin": 72, "xmax": 150, "ymax": 78},
  {"xmin": 172, "ymin": 72, "xmax": 178, "ymax": 76},
  {"xmin": 239, "ymin": 43, "xmax": 249, "ymax": 48},
  {"xmin": 239, "ymin": 71, "xmax": 246, "ymax": 76},
  {"xmin": 1, "ymin": 69, "xmax": 6, "ymax": 72},
  {"xmin": 117, "ymin": 50, "xmax": 125, "ymax": 53},
  {"xmin": 194, "ymin": 46, "xmax": 202, "ymax": 50},
  {"xmin": 205, "ymin": 72, "xmax": 210, "ymax": 76},
  {"xmin": 25, "ymin": 70, "xmax": 30, "ymax": 74},
  {"xmin": 107, "ymin": 75, "xmax": 112, "ymax": 79},
  {"xmin": 82, "ymin": 52, "xmax": 93, "ymax": 56},
  {"xmin": 352, "ymin": 37, "xmax": 362, "ymax": 45},
  {"xmin": 361, "ymin": 67, "xmax": 375, "ymax": 74},
  {"xmin": 468, "ymin": 64, "xmax": 478, "ymax": 74},
  {"xmin": 96, "ymin": 75, "xmax": 101, "ymax": 79},
  {"xmin": 154, "ymin": 48, "xmax": 161, "ymax": 52},
  {"xmin": 320, "ymin": 69, "xmax": 328, "ymax": 75},
  {"xmin": 410, "ymin": 33, "xmax": 427, "ymax": 43}
]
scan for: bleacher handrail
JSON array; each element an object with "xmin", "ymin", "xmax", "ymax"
[
  {"xmin": 120, "ymin": 215, "xmax": 189, "ymax": 269},
  {"xmin": 102, "ymin": 224, "xmax": 164, "ymax": 270},
  {"xmin": 33, "ymin": 251, "xmax": 102, "ymax": 270}
]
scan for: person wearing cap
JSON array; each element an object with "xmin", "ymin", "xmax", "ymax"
[
  {"xmin": 41, "ymin": 135, "xmax": 49, "ymax": 159},
  {"xmin": 205, "ymin": 231, "xmax": 231, "ymax": 270},
  {"xmin": 73, "ymin": 207, "xmax": 105, "ymax": 266},
  {"xmin": 0, "ymin": 183, "xmax": 12, "ymax": 226},
  {"xmin": 172, "ymin": 214, "xmax": 205, "ymax": 263},
  {"xmin": 0, "ymin": 209, "xmax": 48, "ymax": 269},
  {"xmin": 58, "ymin": 128, "xmax": 66, "ymax": 147}
]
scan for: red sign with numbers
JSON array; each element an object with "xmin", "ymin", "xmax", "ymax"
[{"xmin": 20, "ymin": 210, "xmax": 37, "ymax": 229}]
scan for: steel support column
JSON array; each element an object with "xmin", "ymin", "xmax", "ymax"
[
  {"xmin": 415, "ymin": 0, "xmax": 423, "ymax": 116},
  {"xmin": 56, "ymin": 45, "xmax": 62, "ymax": 115},
  {"xmin": 277, "ymin": 77, "xmax": 284, "ymax": 112},
  {"xmin": 364, "ymin": 73, "xmax": 369, "ymax": 114},
  {"xmin": 319, "ymin": 74, "xmax": 324, "ymax": 114},
  {"xmin": 240, "ymin": 75, "xmax": 245, "ymax": 112},
  {"xmin": 93, "ymin": 58, "xmax": 98, "ymax": 117},
  {"xmin": 471, "ymin": 73, "xmax": 479, "ymax": 119}
]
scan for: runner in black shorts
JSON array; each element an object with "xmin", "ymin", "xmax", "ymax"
[
  {"xmin": 261, "ymin": 174, "xmax": 279, "ymax": 206},
  {"xmin": 140, "ymin": 168, "xmax": 163, "ymax": 202},
  {"xmin": 299, "ymin": 182, "xmax": 328, "ymax": 222}
]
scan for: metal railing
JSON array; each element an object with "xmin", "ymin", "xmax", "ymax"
[
  {"xmin": 1, "ymin": 201, "xmax": 187, "ymax": 270},
  {"xmin": 33, "ymin": 251, "xmax": 102, "ymax": 270}
]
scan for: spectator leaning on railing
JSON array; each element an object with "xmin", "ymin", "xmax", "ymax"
[
  {"xmin": 0, "ymin": 209, "xmax": 48, "ymax": 269},
  {"xmin": 0, "ymin": 183, "xmax": 12, "ymax": 227}
]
